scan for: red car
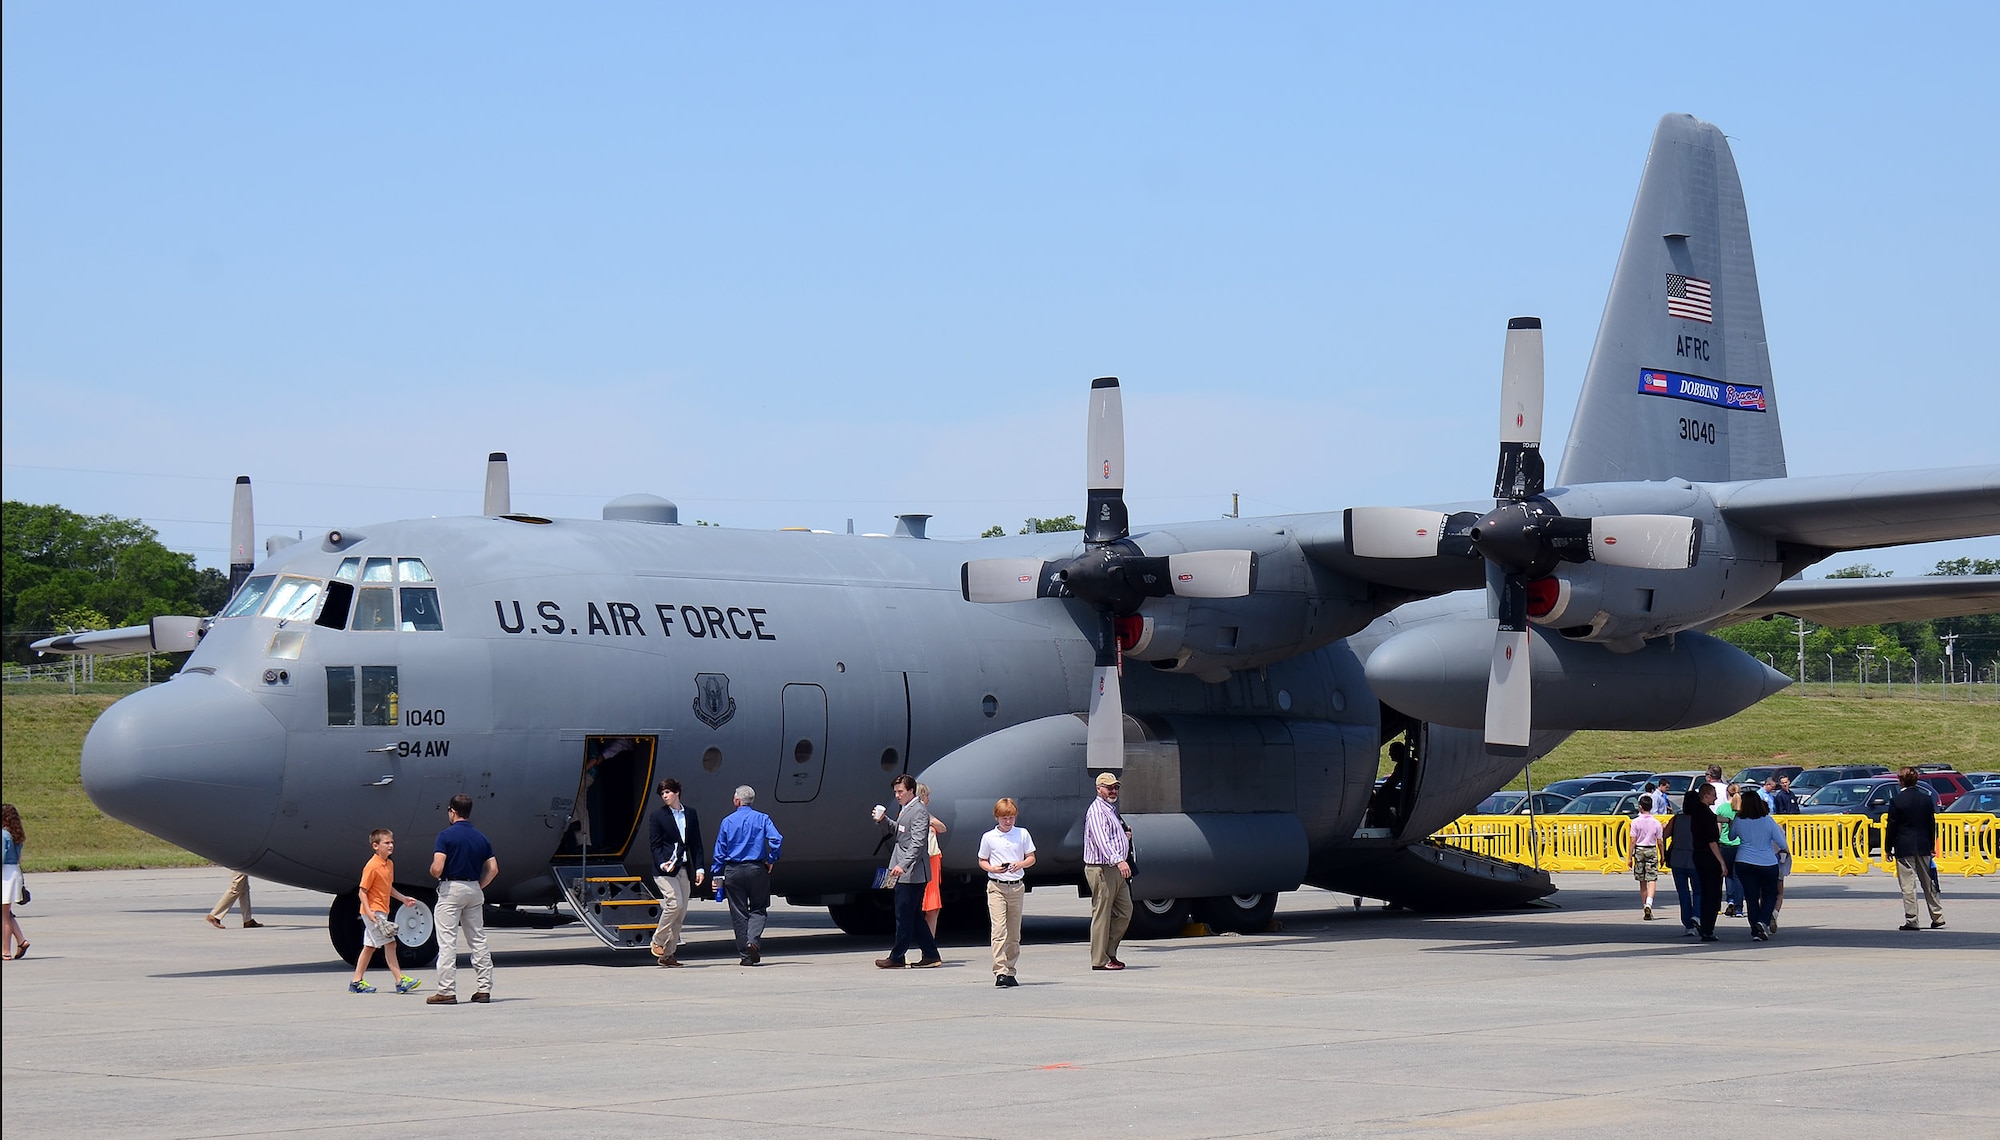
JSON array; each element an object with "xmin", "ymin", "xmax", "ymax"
[{"xmin": 1918, "ymin": 771, "xmax": 1975, "ymax": 809}]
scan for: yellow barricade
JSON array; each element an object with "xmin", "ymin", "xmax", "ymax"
[
  {"xmin": 1437, "ymin": 816, "xmax": 1535, "ymax": 863},
  {"xmin": 1777, "ymin": 814, "xmax": 1870, "ymax": 876},
  {"xmin": 1933, "ymin": 814, "xmax": 1997, "ymax": 876},
  {"xmin": 1532, "ymin": 816, "xmax": 1631, "ymax": 873}
]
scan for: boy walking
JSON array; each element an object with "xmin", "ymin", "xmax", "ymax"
[
  {"xmin": 977, "ymin": 798, "xmax": 1036, "ymax": 987},
  {"xmin": 350, "ymin": 829, "xmax": 422, "ymax": 994}
]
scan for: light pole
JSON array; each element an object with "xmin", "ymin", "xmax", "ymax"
[
  {"xmin": 1857, "ymin": 645, "xmax": 1875, "ymax": 694},
  {"xmin": 1826, "ymin": 654, "xmax": 1836, "ymax": 696},
  {"xmin": 1794, "ymin": 619, "xmax": 1812, "ymax": 685}
]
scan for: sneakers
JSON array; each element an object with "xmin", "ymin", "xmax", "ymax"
[
  {"xmin": 995, "ymin": 974, "xmax": 1018, "ymax": 988},
  {"xmin": 1931, "ymin": 919, "xmax": 1946, "ymax": 929},
  {"xmin": 1752, "ymin": 924, "xmax": 1768, "ymax": 941},
  {"xmin": 395, "ymin": 976, "xmax": 422, "ymax": 994},
  {"xmin": 1642, "ymin": 905, "xmax": 1654, "ymax": 921},
  {"xmin": 1725, "ymin": 905, "xmax": 1742, "ymax": 918},
  {"xmin": 1682, "ymin": 926, "xmax": 1697, "ymax": 937},
  {"xmin": 1092, "ymin": 960, "xmax": 1126, "ymax": 971},
  {"xmin": 348, "ymin": 980, "xmax": 376, "ymax": 994},
  {"xmin": 426, "ymin": 993, "xmax": 458, "ymax": 1005}
]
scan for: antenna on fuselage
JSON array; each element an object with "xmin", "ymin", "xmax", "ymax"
[
  {"xmin": 229, "ymin": 476, "xmax": 255, "ymax": 596},
  {"xmin": 484, "ymin": 452, "xmax": 511, "ymax": 516}
]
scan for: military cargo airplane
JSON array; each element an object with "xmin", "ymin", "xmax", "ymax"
[{"xmin": 40, "ymin": 113, "xmax": 2000, "ymax": 966}]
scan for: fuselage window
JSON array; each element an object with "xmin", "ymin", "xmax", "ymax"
[
  {"xmin": 327, "ymin": 666, "xmax": 357, "ymax": 725},
  {"xmin": 317, "ymin": 580, "xmax": 355, "ymax": 630},
  {"xmin": 398, "ymin": 558, "xmax": 433, "ymax": 582},
  {"xmin": 351, "ymin": 587, "xmax": 395, "ymax": 631},
  {"xmin": 334, "ymin": 557, "xmax": 362, "ymax": 581},
  {"xmin": 399, "ymin": 587, "xmax": 443, "ymax": 631},
  {"xmin": 260, "ymin": 577, "xmax": 323, "ymax": 621},
  {"xmin": 361, "ymin": 665, "xmax": 399, "ymax": 726},
  {"xmin": 360, "ymin": 557, "xmax": 395, "ymax": 583},
  {"xmin": 221, "ymin": 575, "xmax": 276, "ymax": 618}
]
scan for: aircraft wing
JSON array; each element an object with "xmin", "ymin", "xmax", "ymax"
[
  {"xmin": 31, "ymin": 616, "xmax": 206, "ymax": 656},
  {"xmin": 1708, "ymin": 465, "xmax": 2000, "ymax": 551},
  {"xmin": 1728, "ymin": 575, "xmax": 2000, "ymax": 627}
]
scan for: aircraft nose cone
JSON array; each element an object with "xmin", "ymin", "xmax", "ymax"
[{"xmin": 82, "ymin": 676, "xmax": 285, "ymax": 869}]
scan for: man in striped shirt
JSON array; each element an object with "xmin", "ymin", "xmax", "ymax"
[{"xmin": 1084, "ymin": 772, "xmax": 1133, "ymax": 971}]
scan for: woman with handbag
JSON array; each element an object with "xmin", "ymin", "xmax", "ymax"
[{"xmin": 2, "ymin": 803, "xmax": 28, "ymax": 960}]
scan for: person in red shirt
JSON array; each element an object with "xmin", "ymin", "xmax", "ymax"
[{"xmin": 350, "ymin": 829, "xmax": 422, "ymax": 994}]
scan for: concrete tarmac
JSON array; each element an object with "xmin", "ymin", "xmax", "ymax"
[{"xmin": 2, "ymin": 866, "xmax": 1993, "ymax": 1138}]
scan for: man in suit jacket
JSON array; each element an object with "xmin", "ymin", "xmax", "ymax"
[
  {"xmin": 1885, "ymin": 767, "xmax": 1945, "ymax": 932},
  {"xmin": 874, "ymin": 774, "xmax": 942, "ymax": 969},
  {"xmin": 647, "ymin": 778, "xmax": 706, "ymax": 966}
]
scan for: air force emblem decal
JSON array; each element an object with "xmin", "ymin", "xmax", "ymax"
[{"xmin": 693, "ymin": 673, "xmax": 737, "ymax": 729}]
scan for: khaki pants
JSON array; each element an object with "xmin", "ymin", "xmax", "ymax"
[
  {"xmin": 434, "ymin": 880, "xmax": 492, "ymax": 997},
  {"xmin": 209, "ymin": 873, "xmax": 253, "ymax": 923},
  {"xmin": 650, "ymin": 869, "xmax": 690, "ymax": 956},
  {"xmin": 1085, "ymin": 863, "xmax": 1131, "ymax": 968},
  {"xmin": 1895, "ymin": 856, "xmax": 1944, "ymax": 924},
  {"xmin": 987, "ymin": 879, "xmax": 1024, "ymax": 976}
]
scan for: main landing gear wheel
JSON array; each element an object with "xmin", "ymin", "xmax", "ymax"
[
  {"xmin": 327, "ymin": 885, "xmax": 439, "ymax": 968},
  {"xmin": 1125, "ymin": 896, "xmax": 1190, "ymax": 940},
  {"xmin": 1196, "ymin": 892, "xmax": 1279, "ymax": 934}
]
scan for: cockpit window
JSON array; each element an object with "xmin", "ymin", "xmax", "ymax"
[
  {"xmin": 259, "ymin": 577, "xmax": 323, "ymax": 620},
  {"xmin": 399, "ymin": 587, "xmax": 443, "ymax": 631},
  {"xmin": 351, "ymin": 587, "xmax": 396, "ymax": 631},
  {"xmin": 334, "ymin": 557, "xmax": 362, "ymax": 581},
  {"xmin": 397, "ymin": 558, "xmax": 433, "ymax": 582},
  {"xmin": 221, "ymin": 574, "xmax": 276, "ymax": 618},
  {"xmin": 361, "ymin": 557, "xmax": 395, "ymax": 583}
]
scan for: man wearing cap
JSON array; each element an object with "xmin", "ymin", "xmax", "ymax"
[{"xmin": 1084, "ymin": 772, "xmax": 1133, "ymax": 971}]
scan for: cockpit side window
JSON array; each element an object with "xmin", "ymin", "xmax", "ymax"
[
  {"xmin": 317, "ymin": 580, "xmax": 355, "ymax": 630},
  {"xmin": 351, "ymin": 587, "xmax": 395, "ymax": 631},
  {"xmin": 221, "ymin": 574, "xmax": 276, "ymax": 618},
  {"xmin": 399, "ymin": 587, "xmax": 443, "ymax": 631},
  {"xmin": 326, "ymin": 666, "xmax": 356, "ymax": 726},
  {"xmin": 334, "ymin": 557, "xmax": 362, "ymax": 581},
  {"xmin": 361, "ymin": 557, "xmax": 395, "ymax": 583}
]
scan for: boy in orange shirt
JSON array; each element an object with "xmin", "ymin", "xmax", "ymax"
[{"xmin": 350, "ymin": 829, "xmax": 422, "ymax": 994}]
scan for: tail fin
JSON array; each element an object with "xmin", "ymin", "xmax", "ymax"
[{"xmin": 1558, "ymin": 114, "xmax": 1784, "ymax": 486}]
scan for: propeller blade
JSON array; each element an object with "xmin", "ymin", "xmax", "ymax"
[
  {"xmin": 961, "ymin": 558, "xmax": 1051, "ymax": 604},
  {"xmin": 1345, "ymin": 507, "xmax": 1451, "ymax": 559},
  {"xmin": 1087, "ymin": 663, "xmax": 1125, "ymax": 771},
  {"xmin": 1084, "ymin": 377, "xmax": 1128, "ymax": 544},
  {"xmin": 1485, "ymin": 574, "xmax": 1532, "ymax": 749},
  {"xmin": 1493, "ymin": 317, "xmax": 1545, "ymax": 501},
  {"xmin": 1165, "ymin": 550, "xmax": 1257, "ymax": 598},
  {"xmin": 484, "ymin": 452, "xmax": 511, "ymax": 516},
  {"xmin": 229, "ymin": 476, "xmax": 256, "ymax": 596},
  {"xmin": 1589, "ymin": 514, "xmax": 1701, "ymax": 570}
]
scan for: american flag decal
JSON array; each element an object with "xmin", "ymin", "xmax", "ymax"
[{"xmin": 1666, "ymin": 273, "xmax": 1713, "ymax": 323}]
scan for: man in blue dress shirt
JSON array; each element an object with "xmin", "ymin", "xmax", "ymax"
[{"xmin": 710, "ymin": 785, "xmax": 783, "ymax": 965}]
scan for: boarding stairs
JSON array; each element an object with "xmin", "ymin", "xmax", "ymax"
[{"xmin": 551, "ymin": 864, "xmax": 660, "ymax": 950}]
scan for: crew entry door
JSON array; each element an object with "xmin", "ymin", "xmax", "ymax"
[{"xmin": 776, "ymin": 684, "xmax": 827, "ymax": 803}]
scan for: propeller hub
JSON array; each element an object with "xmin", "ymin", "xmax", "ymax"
[{"xmin": 1470, "ymin": 502, "xmax": 1557, "ymax": 579}]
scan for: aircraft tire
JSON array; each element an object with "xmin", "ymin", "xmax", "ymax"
[
  {"xmin": 394, "ymin": 884, "xmax": 439, "ymax": 969},
  {"xmin": 1124, "ymin": 896, "xmax": 1190, "ymax": 940},
  {"xmin": 826, "ymin": 895, "xmax": 895, "ymax": 937},
  {"xmin": 1195, "ymin": 892, "xmax": 1279, "ymax": 934},
  {"xmin": 328, "ymin": 890, "xmax": 365, "ymax": 966}
]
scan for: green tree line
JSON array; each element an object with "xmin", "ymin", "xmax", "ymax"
[{"xmin": 2, "ymin": 501, "xmax": 229, "ymax": 666}]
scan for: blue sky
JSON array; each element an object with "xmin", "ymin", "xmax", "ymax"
[{"xmin": 4, "ymin": 3, "xmax": 1994, "ymax": 577}]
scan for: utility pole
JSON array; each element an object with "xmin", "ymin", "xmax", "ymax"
[
  {"xmin": 1941, "ymin": 632, "xmax": 1959, "ymax": 693},
  {"xmin": 1794, "ymin": 619, "xmax": 1811, "ymax": 685},
  {"xmin": 1857, "ymin": 645, "xmax": 1875, "ymax": 693}
]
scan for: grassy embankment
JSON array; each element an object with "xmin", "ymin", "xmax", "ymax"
[{"xmin": 3, "ymin": 685, "xmax": 1995, "ymax": 871}]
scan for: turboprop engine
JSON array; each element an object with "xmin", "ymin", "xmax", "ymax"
[{"xmin": 1364, "ymin": 619, "xmax": 1791, "ymax": 733}]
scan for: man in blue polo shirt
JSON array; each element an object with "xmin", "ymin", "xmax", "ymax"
[{"xmin": 427, "ymin": 794, "xmax": 497, "ymax": 1004}]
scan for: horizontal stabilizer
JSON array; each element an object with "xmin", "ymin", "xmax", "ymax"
[
  {"xmin": 32, "ymin": 615, "xmax": 205, "ymax": 656},
  {"xmin": 1711, "ymin": 465, "xmax": 2000, "ymax": 551},
  {"xmin": 1729, "ymin": 575, "xmax": 2000, "ymax": 627}
]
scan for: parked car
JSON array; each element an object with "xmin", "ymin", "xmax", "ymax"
[
  {"xmin": 1541, "ymin": 778, "xmax": 1641, "ymax": 799},
  {"xmin": 1557, "ymin": 790, "xmax": 1650, "ymax": 818},
  {"xmin": 1581, "ymin": 770, "xmax": 1655, "ymax": 787},
  {"xmin": 1910, "ymin": 771, "xmax": 1975, "ymax": 809},
  {"xmin": 1730, "ymin": 764, "xmax": 1805, "ymax": 787},
  {"xmin": 1960, "ymin": 772, "xmax": 1998, "ymax": 787},
  {"xmin": 1651, "ymin": 771, "xmax": 1708, "ymax": 801},
  {"xmin": 1946, "ymin": 787, "xmax": 2000, "ymax": 815},
  {"xmin": 1472, "ymin": 791, "xmax": 1573, "ymax": 816},
  {"xmin": 1800, "ymin": 778, "xmax": 1938, "ymax": 824},
  {"xmin": 1790, "ymin": 765, "xmax": 1892, "ymax": 799}
]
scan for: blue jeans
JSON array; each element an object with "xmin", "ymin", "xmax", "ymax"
[
  {"xmin": 1671, "ymin": 866, "xmax": 1700, "ymax": 931},
  {"xmin": 889, "ymin": 880, "xmax": 939, "ymax": 963},
  {"xmin": 1737, "ymin": 861, "xmax": 1780, "ymax": 933}
]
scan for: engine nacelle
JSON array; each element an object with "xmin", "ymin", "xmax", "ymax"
[{"xmin": 1364, "ymin": 617, "xmax": 1791, "ymax": 732}]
